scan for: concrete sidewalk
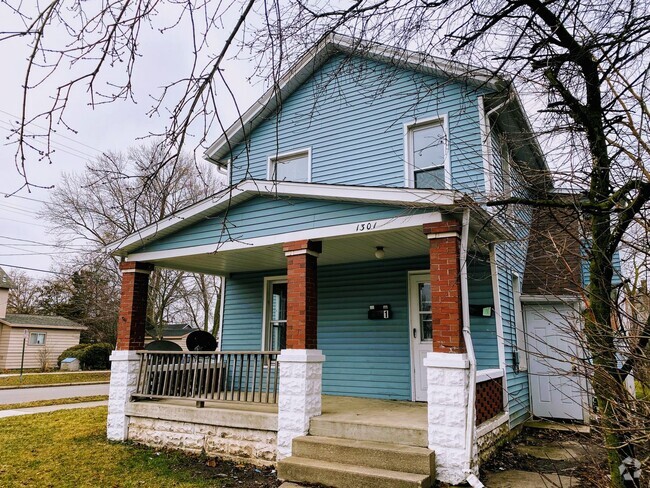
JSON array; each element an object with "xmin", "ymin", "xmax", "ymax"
[
  {"xmin": 0, "ymin": 400, "xmax": 107, "ymax": 419},
  {"xmin": 0, "ymin": 383, "xmax": 109, "ymax": 404},
  {"xmin": 0, "ymin": 370, "xmax": 110, "ymax": 378}
]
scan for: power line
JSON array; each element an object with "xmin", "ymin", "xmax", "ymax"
[
  {"xmin": 0, "ymin": 234, "xmax": 88, "ymax": 250},
  {"xmin": 0, "ymin": 108, "xmax": 105, "ymax": 154},
  {"xmin": 0, "ymin": 263, "xmax": 65, "ymax": 275},
  {"xmin": 0, "ymin": 192, "xmax": 48, "ymax": 203}
]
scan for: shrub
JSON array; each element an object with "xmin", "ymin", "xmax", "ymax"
[{"xmin": 77, "ymin": 343, "xmax": 113, "ymax": 370}]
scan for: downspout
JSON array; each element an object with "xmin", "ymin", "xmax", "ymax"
[
  {"xmin": 460, "ymin": 209, "xmax": 483, "ymax": 487},
  {"xmin": 485, "ymin": 91, "xmax": 515, "ymax": 120}
]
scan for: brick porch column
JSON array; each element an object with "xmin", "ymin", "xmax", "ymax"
[
  {"xmin": 423, "ymin": 221, "xmax": 465, "ymax": 353},
  {"xmin": 277, "ymin": 240, "xmax": 325, "ymax": 460},
  {"xmin": 107, "ymin": 261, "xmax": 154, "ymax": 441},
  {"xmin": 422, "ymin": 221, "xmax": 474, "ymax": 484}
]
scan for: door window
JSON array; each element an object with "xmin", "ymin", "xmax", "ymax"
[
  {"xmin": 267, "ymin": 281, "xmax": 287, "ymax": 350},
  {"xmin": 418, "ymin": 282, "xmax": 432, "ymax": 340}
]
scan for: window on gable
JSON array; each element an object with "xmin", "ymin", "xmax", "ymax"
[
  {"xmin": 408, "ymin": 120, "xmax": 448, "ymax": 189},
  {"xmin": 264, "ymin": 279, "xmax": 287, "ymax": 351},
  {"xmin": 269, "ymin": 150, "xmax": 310, "ymax": 183},
  {"xmin": 29, "ymin": 332, "xmax": 46, "ymax": 346}
]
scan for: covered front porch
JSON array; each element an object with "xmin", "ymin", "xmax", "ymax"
[{"xmin": 106, "ymin": 181, "xmax": 511, "ymax": 485}]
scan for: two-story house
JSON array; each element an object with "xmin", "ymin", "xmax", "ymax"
[{"xmin": 105, "ymin": 35, "xmax": 590, "ymax": 487}]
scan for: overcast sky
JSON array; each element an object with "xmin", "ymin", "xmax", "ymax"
[{"xmin": 0, "ymin": 4, "xmax": 261, "ymax": 280}]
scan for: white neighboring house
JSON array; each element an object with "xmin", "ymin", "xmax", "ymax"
[{"xmin": 0, "ymin": 267, "xmax": 85, "ymax": 370}]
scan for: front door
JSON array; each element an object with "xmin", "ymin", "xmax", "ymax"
[
  {"xmin": 409, "ymin": 272, "xmax": 432, "ymax": 401},
  {"xmin": 525, "ymin": 304, "xmax": 585, "ymax": 421}
]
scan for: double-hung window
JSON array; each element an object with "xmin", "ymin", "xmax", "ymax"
[
  {"xmin": 407, "ymin": 118, "xmax": 448, "ymax": 189},
  {"xmin": 268, "ymin": 149, "xmax": 311, "ymax": 183},
  {"xmin": 29, "ymin": 332, "xmax": 46, "ymax": 346},
  {"xmin": 264, "ymin": 278, "xmax": 287, "ymax": 350}
]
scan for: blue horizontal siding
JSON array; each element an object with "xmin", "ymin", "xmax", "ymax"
[
  {"xmin": 229, "ymin": 54, "xmax": 489, "ymax": 194},
  {"xmin": 468, "ymin": 258, "xmax": 499, "ymax": 370},
  {"xmin": 137, "ymin": 196, "xmax": 429, "ymax": 253},
  {"xmin": 220, "ymin": 256, "xmax": 429, "ymax": 401}
]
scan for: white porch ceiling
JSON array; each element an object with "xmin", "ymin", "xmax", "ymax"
[{"xmin": 152, "ymin": 226, "xmax": 431, "ymax": 275}]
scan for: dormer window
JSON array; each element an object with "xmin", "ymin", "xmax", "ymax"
[
  {"xmin": 268, "ymin": 149, "xmax": 311, "ymax": 183},
  {"xmin": 405, "ymin": 117, "xmax": 449, "ymax": 189}
]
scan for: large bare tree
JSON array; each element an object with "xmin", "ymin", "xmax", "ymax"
[{"xmin": 41, "ymin": 143, "xmax": 223, "ymax": 340}]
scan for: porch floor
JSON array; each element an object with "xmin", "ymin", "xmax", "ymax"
[
  {"xmin": 128, "ymin": 395, "xmax": 428, "ymax": 432},
  {"xmin": 319, "ymin": 395, "xmax": 428, "ymax": 431}
]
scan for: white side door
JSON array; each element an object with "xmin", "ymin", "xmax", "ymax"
[
  {"xmin": 409, "ymin": 273, "xmax": 432, "ymax": 402},
  {"xmin": 525, "ymin": 303, "xmax": 585, "ymax": 421}
]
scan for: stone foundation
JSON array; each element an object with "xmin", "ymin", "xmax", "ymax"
[
  {"xmin": 125, "ymin": 402, "xmax": 278, "ymax": 466},
  {"xmin": 128, "ymin": 417, "xmax": 277, "ymax": 465},
  {"xmin": 476, "ymin": 413, "xmax": 511, "ymax": 463}
]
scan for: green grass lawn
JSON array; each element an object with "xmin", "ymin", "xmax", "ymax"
[
  {"xmin": 0, "ymin": 407, "xmax": 242, "ymax": 487},
  {"xmin": 0, "ymin": 395, "xmax": 108, "ymax": 411},
  {"xmin": 0, "ymin": 371, "xmax": 110, "ymax": 388}
]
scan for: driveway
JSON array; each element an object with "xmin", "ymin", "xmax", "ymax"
[{"xmin": 0, "ymin": 383, "xmax": 109, "ymax": 404}]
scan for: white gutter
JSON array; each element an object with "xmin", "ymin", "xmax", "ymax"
[{"xmin": 460, "ymin": 209, "xmax": 481, "ymax": 485}]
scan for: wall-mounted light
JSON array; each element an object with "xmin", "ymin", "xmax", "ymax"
[{"xmin": 374, "ymin": 246, "xmax": 385, "ymax": 259}]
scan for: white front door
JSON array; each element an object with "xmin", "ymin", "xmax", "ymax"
[
  {"xmin": 525, "ymin": 304, "xmax": 585, "ymax": 421},
  {"xmin": 409, "ymin": 273, "xmax": 432, "ymax": 402}
]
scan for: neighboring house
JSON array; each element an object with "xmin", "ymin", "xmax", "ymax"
[
  {"xmin": 0, "ymin": 268, "xmax": 85, "ymax": 370},
  {"xmin": 105, "ymin": 35, "xmax": 599, "ymax": 486},
  {"xmin": 144, "ymin": 323, "xmax": 199, "ymax": 350}
]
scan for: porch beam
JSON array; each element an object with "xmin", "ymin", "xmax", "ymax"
[
  {"xmin": 423, "ymin": 221, "xmax": 465, "ymax": 354},
  {"xmin": 283, "ymin": 240, "xmax": 321, "ymax": 349}
]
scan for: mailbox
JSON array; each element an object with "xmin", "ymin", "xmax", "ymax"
[{"xmin": 368, "ymin": 304, "xmax": 392, "ymax": 320}]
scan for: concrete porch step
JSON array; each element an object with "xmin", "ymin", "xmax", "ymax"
[
  {"xmin": 292, "ymin": 435, "xmax": 434, "ymax": 475},
  {"xmin": 277, "ymin": 456, "xmax": 432, "ymax": 488},
  {"xmin": 309, "ymin": 417, "xmax": 428, "ymax": 447}
]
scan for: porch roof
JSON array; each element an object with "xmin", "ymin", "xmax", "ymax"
[{"xmin": 106, "ymin": 180, "xmax": 510, "ymax": 275}]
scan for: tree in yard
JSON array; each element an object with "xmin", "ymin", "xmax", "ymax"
[
  {"xmin": 6, "ymin": 271, "xmax": 41, "ymax": 315},
  {"xmin": 41, "ymin": 144, "xmax": 223, "ymax": 342}
]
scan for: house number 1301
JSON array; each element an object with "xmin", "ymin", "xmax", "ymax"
[{"xmin": 356, "ymin": 222, "xmax": 378, "ymax": 232}]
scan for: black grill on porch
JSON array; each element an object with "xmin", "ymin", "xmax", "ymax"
[{"xmin": 132, "ymin": 351, "xmax": 280, "ymax": 404}]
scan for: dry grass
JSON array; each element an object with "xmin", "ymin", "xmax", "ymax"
[
  {"xmin": 0, "ymin": 372, "xmax": 110, "ymax": 388},
  {"xmin": 0, "ymin": 395, "xmax": 108, "ymax": 411},
  {"xmin": 0, "ymin": 407, "xmax": 234, "ymax": 487}
]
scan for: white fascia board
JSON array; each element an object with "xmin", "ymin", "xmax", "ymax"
[
  {"xmin": 251, "ymin": 180, "xmax": 458, "ymax": 206},
  {"xmin": 204, "ymin": 33, "xmax": 502, "ymax": 164},
  {"xmin": 125, "ymin": 211, "xmax": 442, "ymax": 263}
]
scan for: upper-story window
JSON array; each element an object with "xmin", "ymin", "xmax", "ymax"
[
  {"xmin": 405, "ymin": 117, "xmax": 449, "ymax": 189},
  {"xmin": 268, "ymin": 149, "xmax": 311, "ymax": 183}
]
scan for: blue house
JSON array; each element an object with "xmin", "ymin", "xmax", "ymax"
[{"xmin": 106, "ymin": 35, "xmax": 590, "ymax": 487}]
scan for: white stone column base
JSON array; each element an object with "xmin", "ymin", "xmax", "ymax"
[
  {"xmin": 277, "ymin": 349, "xmax": 325, "ymax": 460},
  {"xmin": 107, "ymin": 350, "xmax": 141, "ymax": 441},
  {"xmin": 424, "ymin": 352, "xmax": 474, "ymax": 485}
]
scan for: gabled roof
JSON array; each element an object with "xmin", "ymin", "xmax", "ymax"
[
  {"xmin": 204, "ymin": 33, "xmax": 547, "ymax": 173},
  {"xmin": 204, "ymin": 33, "xmax": 506, "ymax": 166},
  {"xmin": 0, "ymin": 267, "xmax": 14, "ymax": 289},
  {"xmin": 106, "ymin": 180, "xmax": 460, "ymax": 256},
  {"xmin": 146, "ymin": 323, "xmax": 198, "ymax": 338},
  {"xmin": 0, "ymin": 314, "xmax": 86, "ymax": 330}
]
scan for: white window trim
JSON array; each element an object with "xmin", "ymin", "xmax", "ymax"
[
  {"xmin": 512, "ymin": 273, "xmax": 528, "ymax": 371},
  {"xmin": 403, "ymin": 114, "xmax": 451, "ymax": 189},
  {"xmin": 261, "ymin": 275, "xmax": 288, "ymax": 351},
  {"xmin": 478, "ymin": 96, "xmax": 495, "ymax": 196},
  {"xmin": 267, "ymin": 148, "xmax": 312, "ymax": 183},
  {"xmin": 29, "ymin": 332, "xmax": 46, "ymax": 346}
]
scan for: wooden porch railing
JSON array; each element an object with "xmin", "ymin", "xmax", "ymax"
[{"xmin": 132, "ymin": 351, "xmax": 280, "ymax": 405}]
